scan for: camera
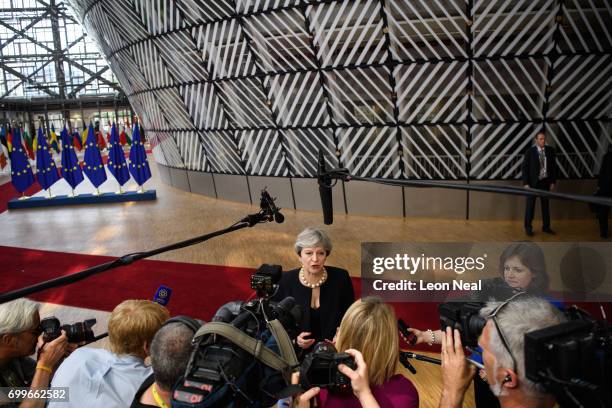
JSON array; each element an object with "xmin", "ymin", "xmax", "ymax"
[
  {"xmin": 525, "ymin": 308, "xmax": 611, "ymax": 408},
  {"xmin": 172, "ymin": 265, "xmax": 302, "ymax": 407},
  {"xmin": 438, "ymin": 302, "xmax": 486, "ymax": 348},
  {"xmin": 299, "ymin": 342, "xmax": 356, "ymax": 392},
  {"xmin": 40, "ymin": 317, "xmax": 96, "ymax": 343}
]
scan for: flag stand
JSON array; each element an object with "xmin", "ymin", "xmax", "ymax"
[
  {"xmin": 137, "ymin": 185, "xmax": 145, "ymax": 194},
  {"xmin": 92, "ymin": 188, "xmax": 101, "ymax": 196},
  {"xmin": 115, "ymin": 185, "xmax": 124, "ymax": 195},
  {"xmin": 18, "ymin": 192, "xmax": 30, "ymax": 201},
  {"xmin": 45, "ymin": 187, "xmax": 55, "ymax": 199},
  {"xmin": 68, "ymin": 189, "xmax": 78, "ymax": 198}
]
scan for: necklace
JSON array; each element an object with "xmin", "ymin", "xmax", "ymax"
[{"xmin": 299, "ymin": 267, "xmax": 327, "ymax": 288}]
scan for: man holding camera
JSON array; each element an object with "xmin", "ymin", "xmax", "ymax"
[
  {"xmin": 439, "ymin": 297, "xmax": 564, "ymax": 408},
  {"xmin": 0, "ymin": 298, "xmax": 69, "ymax": 408},
  {"xmin": 48, "ymin": 299, "xmax": 169, "ymax": 408}
]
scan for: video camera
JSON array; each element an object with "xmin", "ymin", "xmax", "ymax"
[
  {"xmin": 40, "ymin": 316, "xmax": 97, "ymax": 343},
  {"xmin": 299, "ymin": 342, "xmax": 356, "ymax": 392},
  {"xmin": 172, "ymin": 264, "xmax": 302, "ymax": 408}
]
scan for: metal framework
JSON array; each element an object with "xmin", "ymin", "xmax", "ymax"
[
  {"xmin": 0, "ymin": 0, "xmax": 123, "ymax": 100},
  {"xmin": 68, "ymin": 0, "xmax": 611, "ymax": 180}
]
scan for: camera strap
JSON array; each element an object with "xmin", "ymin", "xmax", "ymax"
[{"xmin": 194, "ymin": 319, "xmax": 298, "ymax": 381}]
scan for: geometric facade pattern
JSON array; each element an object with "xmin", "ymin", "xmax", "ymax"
[{"xmin": 68, "ymin": 0, "xmax": 611, "ymax": 180}]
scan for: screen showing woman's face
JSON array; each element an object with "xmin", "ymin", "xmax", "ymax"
[
  {"xmin": 299, "ymin": 246, "xmax": 327, "ymax": 275},
  {"xmin": 503, "ymin": 255, "xmax": 534, "ymax": 290}
]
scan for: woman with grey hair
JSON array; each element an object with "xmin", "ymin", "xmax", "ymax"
[{"xmin": 274, "ymin": 227, "xmax": 354, "ymax": 353}]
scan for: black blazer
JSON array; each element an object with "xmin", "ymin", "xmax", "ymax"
[
  {"xmin": 273, "ymin": 266, "xmax": 355, "ymax": 342},
  {"xmin": 522, "ymin": 145, "xmax": 557, "ymax": 187},
  {"xmin": 598, "ymin": 152, "xmax": 612, "ymax": 196}
]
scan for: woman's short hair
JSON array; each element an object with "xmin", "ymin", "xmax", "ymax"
[
  {"xmin": 108, "ymin": 300, "xmax": 170, "ymax": 356},
  {"xmin": 335, "ymin": 297, "xmax": 398, "ymax": 386},
  {"xmin": 0, "ymin": 298, "xmax": 39, "ymax": 335},
  {"xmin": 499, "ymin": 242, "xmax": 549, "ymax": 295},
  {"xmin": 294, "ymin": 227, "xmax": 333, "ymax": 256}
]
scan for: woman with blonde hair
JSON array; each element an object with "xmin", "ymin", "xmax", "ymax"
[{"xmin": 296, "ymin": 297, "xmax": 419, "ymax": 407}]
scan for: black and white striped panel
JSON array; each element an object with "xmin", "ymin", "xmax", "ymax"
[
  {"xmin": 176, "ymin": 0, "xmax": 234, "ymax": 26},
  {"xmin": 238, "ymin": 130, "xmax": 290, "ymax": 176},
  {"xmin": 472, "ymin": 58, "xmax": 547, "ymax": 121},
  {"xmin": 174, "ymin": 131, "xmax": 207, "ymax": 171},
  {"xmin": 557, "ymin": 0, "xmax": 612, "ymax": 53},
  {"xmin": 284, "ymin": 128, "xmax": 337, "ymax": 177},
  {"xmin": 66, "ymin": 0, "xmax": 98, "ymax": 19},
  {"xmin": 156, "ymin": 131, "xmax": 186, "ymax": 168},
  {"xmin": 395, "ymin": 62, "xmax": 467, "ymax": 124},
  {"xmin": 106, "ymin": 58, "xmax": 135, "ymax": 96},
  {"xmin": 85, "ymin": 3, "xmax": 127, "ymax": 55},
  {"xmin": 307, "ymin": 0, "xmax": 387, "ymax": 68},
  {"xmin": 155, "ymin": 31, "xmax": 209, "ymax": 82},
  {"xmin": 548, "ymin": 55, "xmax": 612, "ymax": 120},
  {"xmin": 200, "ymin": 131, "xmax": 245, "ymax": 174},
  {"xmin": 324, "ymin": 67, "xmax": 394, "ymax": 126},
  {"xmin": 237, "ymin": 0, "xmax": 303, "ymax": 14},
  {"xmin": 473, "ymin": 0, "xmax": 556, "ymax": 57},
  {"xmin": 193, "ymin": 20, "xmax": 258, "ymax": 80},
  {"xmin": 153, "ymin": 88, "xmax": 196, "ymax": 129},
  {"xmin": 216, "ymin": 77, "xmax": 275, "ymax": 127},
  {"xmin": 264, "ymin": 71, "xmax": 329, "ymax": 127},
  {"xmin": 338, "ymin": 126, "xmax": 401, "ymax": 178},
  {"xmin": 152, "ymin": 143, "xmax": 168, "ymax": 166},
  {"xmin": 132, "ymin": 92, "xmax": 170, "ymax": 130},
  {"xmin": 180, "ymin": 83, "xmax": 229, "ymax": 130},
  {"xmin": 400, "ymin": 126, "xmax": 467, "ymax": 179},
  {"xmin": 131, "ymin": 42, "xmax": 175, "ymax": 89},
  {"xmin": 545, "ymin": 121, "xmax": 611, "ymax": 179},
  {"xmin": 111, "ymin": 50, "xmax": 151, "ymax": 93},
  {"xmin": 132, "ymin": 0, "xmax": 186, "ymax": 36},
  {"xmin": 469, "ymin": 123, "xmax": 536, "ymax": 180},
  {"xmin": 101, "ymin": 0, "xmax": 150, "ymax": 46},
  {"xmin": 244, "ymin": 8, "xmax": 317, "ymax": 73},
  {"xmin": 386, "ymin": 0, "xmax": 467, "ymax": 61}
]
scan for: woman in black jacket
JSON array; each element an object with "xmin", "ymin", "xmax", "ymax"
[{"xmin": 274, "ymin": 227, "xmax": 355, "ymax": 353}]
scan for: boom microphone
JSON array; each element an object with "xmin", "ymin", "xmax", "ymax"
[
  {"xmin": 260, "ymin": 189, "xmax": 284, "ymax": 223},
  {"xmin": 318, "ymin": 150, "xmax": 333, "ymax": 225}
]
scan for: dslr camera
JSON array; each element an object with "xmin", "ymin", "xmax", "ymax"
[
  {"xmin": 40, "ymin": 316, "xmax": 96, "ymax": 343},
  {"xmin": 299, "ymin": 342, "xmax": 356, "ymax": 392}
]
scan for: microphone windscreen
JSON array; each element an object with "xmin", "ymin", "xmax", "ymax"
[
  {"xmin": 153, "ymin": 285, "xmax": 172, "ymax": 306},
  {"xmin": 318, "ymin": 151, "xmax": 333, "ymax": 225}
]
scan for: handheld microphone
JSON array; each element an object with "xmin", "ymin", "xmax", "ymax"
[
  {"xmin": 153, "ymin": 285, "xmax": 172, "ymax": 306},
  {"xmin": 317, "ymin": 150, "xmax": 333, "ymax": 225}
]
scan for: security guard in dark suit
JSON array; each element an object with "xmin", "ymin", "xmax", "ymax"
[{"xmin": 522, "ymin": 131, "xmax": 557, "ymax": 236}]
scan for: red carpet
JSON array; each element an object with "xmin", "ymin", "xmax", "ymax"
[
  {"xmin": 0, "ymin": 245, "xmax": 441, "ymax": 350},
  {"xmin": 0, "ymin": 181, "xmax": 42, "ymax": 213}
]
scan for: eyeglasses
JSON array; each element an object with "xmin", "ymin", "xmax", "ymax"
[{"xmin": 487, "ymin": 291, "xmax": 528, "ymax": 374}]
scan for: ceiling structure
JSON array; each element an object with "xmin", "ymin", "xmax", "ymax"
[
  {"xmin": 67, "ymin": 0, "xmax": 611, "ymax": 180},
  {"xmin": 0, "ymin": 0, "xmax": 124, "ymax": 108}
]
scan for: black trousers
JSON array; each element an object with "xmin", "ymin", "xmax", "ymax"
[{"xmin": 524, "ymin": 178, "xmax": 552, "ymax": 230}]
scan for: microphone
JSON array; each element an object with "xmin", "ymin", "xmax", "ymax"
[
  {"xmin": 153, "ymin": 285, "xmax": 172, "ymax": 306},
  {"xmin": 317, "ymin": 150, "xmax": 333, "ymax": 225},
  {"xmin": 260, "ymin": 189, "xmax": 284, "ymax": 223}
]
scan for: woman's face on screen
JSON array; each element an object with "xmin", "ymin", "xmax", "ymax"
[{"xmin": 503, "ymin": 255, "xmax": 534, "ymax": 290}]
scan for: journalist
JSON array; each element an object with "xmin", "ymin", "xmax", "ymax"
[
  {"xmin": 274, "ymin": 227, "xmax": 354, "ymax": 352},
  {"xmin": 48, "ymin": 299, "xmax": 170, "ymax": 408},
  {"xmin": 293, "ymin": 297, "xmax": 418, "ymax": 407},
  {"xmin": 439, "ymin": 296, "xmax": 564, "ymax": 408},
  {"xmin": 0, "ymin": 298, "xmax": 68, "ymax": 408}
]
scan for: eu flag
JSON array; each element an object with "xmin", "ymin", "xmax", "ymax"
[
  {"xmin": 36, "ymin": 127, "xmax": 60, "ymax": 190},
  {"xmin": 9, "ymin": 128, "xmax": 35, "ymax": 193},
  {"xmin": 60, "ymin": 126, "xmax": 84, "ymax": 189},
  {"xmin": 128, "ymin": 123, "xmax": 151, "ymax": 186},
  {"xmin": 107, "ymin": 123, "xmax": 130, "ymax": 186},
  {"xmin": 83, "ymin": 124, "xmax": 107, "ymax": 188}
]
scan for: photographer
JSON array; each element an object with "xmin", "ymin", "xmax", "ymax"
[
  {"xmin": 439, "ymin": 296, "xmax": 564, "ymax": 408},
  {"xmin": 48, "ymin": 300, "xmax": 170, "ymax": 408},
  {"xmin": 294, "ymin": 297, "xmax": 418, "ymax": 408},
  {"xmin": 0, "ymin": 298, "xmax": 69, "ymax": 408}
]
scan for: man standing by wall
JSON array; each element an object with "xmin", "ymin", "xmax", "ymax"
[{"xmin": 522, "ymin": 131, "xmax": 557, "ymax": 237}]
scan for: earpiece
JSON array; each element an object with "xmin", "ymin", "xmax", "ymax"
[{"xmin": 502, "ymin": 375, "xmax": 512, "ymax": 384}]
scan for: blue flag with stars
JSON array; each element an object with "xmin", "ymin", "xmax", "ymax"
[
  {"xmin": 60, "ymin": 126, "xmax": 84, "ymax": 189},
  {"xmin": 36, "ymin": 127, "xmax": 60, "ymax": 190},
  {"xmin": 83, "ymin": 124, "xmax": 107, "ymax": 188},
  {"xmin": 128, "ymin": 123, "xmax": 151, "ymax": 186},
  {"xmin": 9, "ymin": 128, "xmax": 35, "ymax": 193},
  {"xmin": 107, "ymin": 123, "xmax": 130, "ymax": 186}
]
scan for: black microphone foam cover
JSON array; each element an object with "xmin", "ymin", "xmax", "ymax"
[{"xmin": 318, "ymin": 151, "xmax": 333, "ymax": 225}]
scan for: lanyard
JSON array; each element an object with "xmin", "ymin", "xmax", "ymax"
[{"xmin": 152, "ymin": 383, "xmax": 170, "ymax": 408}]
